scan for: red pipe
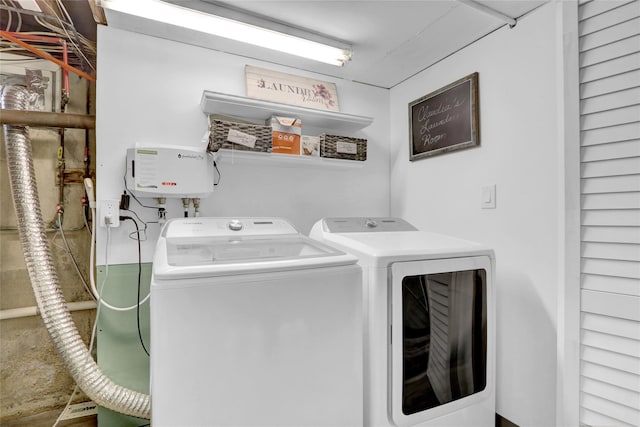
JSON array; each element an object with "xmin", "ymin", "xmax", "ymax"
[
  {"xmin": 62, "ymin": 40, "xmax": 70, "ymax": 98},
  {"xmin": 0, "ymin": 30, "xmax": 95, "ymax": 83}
]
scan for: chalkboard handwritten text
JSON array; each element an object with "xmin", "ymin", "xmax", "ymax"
[
  {"xmin": 416, "ymin": 97, "xmax": 467, "ymax": 147},
  {"xmin": 409, "ymin": 73, "xmax": 479, "ymax": 160}
]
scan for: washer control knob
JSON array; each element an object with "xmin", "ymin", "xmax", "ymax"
[
  {"xmin": 365, "ymin": 218, "xmax": 378, "ymax": 228},
  {"xmin": 228, "ymin": 219, "xmax": 243, "ymax": 231}
]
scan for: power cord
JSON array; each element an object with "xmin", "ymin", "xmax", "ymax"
[
  {"xmin": 213, "ymin": 160, "xmax": 221, "ymax": 186},
  {"xmin": 120, "ymin": 216, "xmax": 150, "ymax": 357},
  {"xmin": 121, "ymin": 207, "xmax": 157, "ymax": 241},
  {"xmin": 87, "ymin": 216, "xmax": 150, "ymax": 311}
]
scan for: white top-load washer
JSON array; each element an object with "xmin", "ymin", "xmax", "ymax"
[
  {"xmin": 310, "ymin": 217, "xmax": 495, "ymax": 427},
  {"xmin": 151, "ymin": 217, "xmax": 363, "ymax": 427}
]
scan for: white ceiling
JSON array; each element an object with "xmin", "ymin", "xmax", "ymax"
[{"xmin": 105, "ymin": 0, "xmax": 547, "ymax": 89}]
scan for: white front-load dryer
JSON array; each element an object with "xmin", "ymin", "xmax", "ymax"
[
  {"xmin": 151, "ymin": 217, "xmax": 363, "ymax": 426},
  {"xmin": 310, "ymin": 217, "xmax": 495, "ymax": 427}
]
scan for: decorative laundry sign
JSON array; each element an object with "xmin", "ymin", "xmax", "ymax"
[{"xmin": 245, "ymin": 65, "xmax": 340, "ymax": 112}]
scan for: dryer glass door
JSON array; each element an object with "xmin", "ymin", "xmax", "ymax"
[{"xmin": 390, "ymin": 256, "xmax": 492, "ymax": 426}]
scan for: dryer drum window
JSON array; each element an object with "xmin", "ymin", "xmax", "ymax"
[{"xmin": 401, "ymin": 269, "xmax": 487, "ymax": 415}]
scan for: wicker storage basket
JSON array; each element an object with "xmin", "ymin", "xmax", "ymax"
[
  {"xmin": 208, "ymin": 117, "xmax": 272, "ymax": 153},
  {"xmin": 320, "ymin": 134, "xmax": 367, "ymax": 161}
]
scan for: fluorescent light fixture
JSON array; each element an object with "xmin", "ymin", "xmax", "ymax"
[{"xmin": 99, "ymin": 0, "xmax": 352, "ymax": 66}]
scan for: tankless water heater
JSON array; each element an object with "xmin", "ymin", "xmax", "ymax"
[{"xmin": 125, "ymin": 147, "xmax": 214, "ymax": 199}]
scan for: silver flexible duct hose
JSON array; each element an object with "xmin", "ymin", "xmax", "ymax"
[{"xmin": 1, "ymin": 85, "xmax": 151, "ymax": 419}]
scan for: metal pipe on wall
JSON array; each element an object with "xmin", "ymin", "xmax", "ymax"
[
  {"xmin": 0, "ymin": 109, "xmax": 95, "ymax": 129},
  {"xmin": 0, "ymin": 301, "xmax": 97, "ymax": 321}
]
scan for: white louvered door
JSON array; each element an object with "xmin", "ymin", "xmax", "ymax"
[{"xmin": 578, "ymin": 0, "xmax": 640, "ymax": 425}]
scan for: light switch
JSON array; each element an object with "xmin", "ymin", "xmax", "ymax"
[{"xmin": 481, "ymin": 185, "xmax": 496, "ymax": 209}]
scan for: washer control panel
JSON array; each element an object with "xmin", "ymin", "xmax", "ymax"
[
  {"xmin": 322, "ymin": 217, "xmax": 417, "ymax": 233},
  {"xmin": 162, "ymin": 217, "xmax": 298, "ymax": 238},
  {"xmin": 228, "ymin": 219, "xmax": 244, "ymax": 231}
]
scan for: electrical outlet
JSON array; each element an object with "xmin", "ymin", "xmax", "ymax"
[{"xmin": 100, "ymin": 199, "xmax": 120, "ymax": 227}]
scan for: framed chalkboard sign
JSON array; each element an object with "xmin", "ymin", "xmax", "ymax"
[{"xmin": 408, "ymin": 72, "xmax": 479, "ymax": 161}]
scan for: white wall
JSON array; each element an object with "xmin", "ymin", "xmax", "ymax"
[
  {"xmin": 97, "ymin": 5, "xmax": 568, "ymax": 424},
  {"xmin": 389, "ymin": 3, "xmax": 560, "ymax": 426},
  {"xmin": 96, "ymin": 26, "xmax": 390, "ymax": 264}
]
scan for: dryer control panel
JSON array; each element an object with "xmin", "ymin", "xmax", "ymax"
[{"xmin": 322, "ymin": 217, "xmax": 417, "ymax": 233}]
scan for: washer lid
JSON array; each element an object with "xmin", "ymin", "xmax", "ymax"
[
  {"xmin": 153, "ymin": 220, "xmax": 357, "ymax": 279},
  {"xmin": 166, "ymin": 235, "xmax": 342, "ymax": 266}
]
